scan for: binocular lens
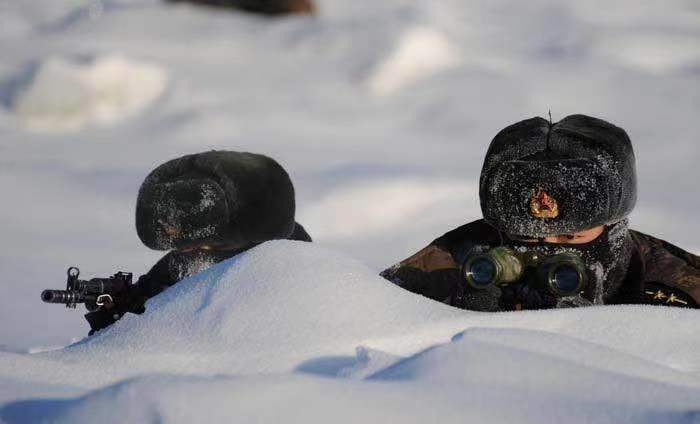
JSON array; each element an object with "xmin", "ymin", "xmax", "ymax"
[
  {"xmin": 550, "ymin": 264, "xmax": 582, "ymax": 295},
  {"xmin": 463, "ymin": 248, "xmax": 585, "ymax": 297},
  {"xmin": 468, "ymin": 257, "xmax": 497, "ymax": 288}
]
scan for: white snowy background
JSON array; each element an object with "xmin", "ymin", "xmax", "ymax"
[{"xmin": 0, "ymin": 0, "xmax": 699, "ymax": 422}]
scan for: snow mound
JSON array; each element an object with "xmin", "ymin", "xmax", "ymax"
[
  {"xmin": 11, "ymin": 55, "xmax": 167, "ymax": 131},
  {"xmin": 373, "ymin": 327, "xmax": 700, "ymax": 394},
  {"xmin": 367, "ymin": 27, "xmax": 460, "ymax": 96},
  {"xmin": 1, "ymin": 241, "xmax": 700, "ymax": 422},
  {"xmin": 4, "ymin": 372, "xmax": 699, "ymax": 424},
  {"xmin": 0, "ymin": 241, "xmax": 465, "ymax": 390}
]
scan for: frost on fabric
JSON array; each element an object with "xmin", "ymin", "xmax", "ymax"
[
  {"xmin": 506, "ymin": 220, "xmax": 633, "ymax": 305},
  {"xmin": 172, "ymin": 252, "xmax": 216, "ymax": 282},
  {"xmin": 149, "ymin": 181, "xmax": 223, "ymax": 250},
  {"xmin": 483, "ymin": 150, "xmax": 625, "ymax": 237},
  {"xmin": 152, "ymin": 189, "xmax": 188, "ymax": 250},
  {"xmin": 480, "ymin": 116, "xmax": 636, "ymax": 238},
  {"xmin": 197, "ymin": 184, "xmax": 219, "ymax": 211}
]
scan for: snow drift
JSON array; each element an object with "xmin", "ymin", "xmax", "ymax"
[
  {"xmin": 11, "ymin": 55, "xmax": 167, "ymax": 131},
  {"xmin": 1, "ymin": 241, "xmax": 699, "ymax": 423}
]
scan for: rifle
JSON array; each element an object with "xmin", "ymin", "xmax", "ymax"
[{"xmin": 41, "ymin": 267, "xmax": 146, "ymax": 333}]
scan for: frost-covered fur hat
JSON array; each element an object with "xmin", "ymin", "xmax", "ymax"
[
  {"xmin": 479, "ymin": 114, "xmax": 637, "ymax": 237},
  {"xmin": 136, "ymin": 151, "xmax": 296, "ymax": 250}
]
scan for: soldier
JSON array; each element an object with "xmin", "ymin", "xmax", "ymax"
[
  {"xmin": 381, "ymin": 114, "xmax": 699, "ymax": 310},
  {"xmin": 85, "ymin": 151, "xmax": 311, "ymax": 333}
]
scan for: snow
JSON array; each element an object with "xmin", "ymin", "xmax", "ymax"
[
  {"xmin": 1, "ymin": 242, "xmax": 699, "ymax": 423},
  {"xmin": 11, "ymin": 55, "xmax": 168, "ymax": 131},
  {"xmin": 367, "ymin": 26, "xmax": 460, "ymax": 96},
  {"xmin": 595, "ymin": 33, "xmax": 700, "ymax": 75},
  {"xmin": 0, "ymin": 0, "xmax": 699, "ymax": 421},
  {"xmin": 300, "ymin": 177, "xmax": 476, "ymax": 240}
]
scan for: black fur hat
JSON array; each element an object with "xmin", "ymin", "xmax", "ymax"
[
  {"xmin": 136, "ymin": 151, "xmax": 296, "ymax": 251},
  {"xmin": 479, "ymin": 114, "xmax": 637, "ymax": 237}
]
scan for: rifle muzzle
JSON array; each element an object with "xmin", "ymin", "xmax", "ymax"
[{"xmin": 41, "ymin": 289, "xmax": 85, "ymax": 304}]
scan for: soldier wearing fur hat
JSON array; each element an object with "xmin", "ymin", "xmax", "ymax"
[
  {"xmin": 381, "ymin": 115, "xmax": 699, "ymax": 311},
  {"xmin": 85, "ymin": 151, "xmax": 311, "ymax": 334}
]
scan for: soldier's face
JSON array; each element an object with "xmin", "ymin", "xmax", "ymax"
[{"xmin": 511, "ymin": 225, "xmax": 605, "ymax": 245}]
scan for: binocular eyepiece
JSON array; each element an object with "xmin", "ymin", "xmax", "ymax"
[{"xmin": 463, "ymin": 247, "xmax": 586, "ymax": 296}]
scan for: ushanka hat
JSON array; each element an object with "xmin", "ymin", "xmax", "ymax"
[
  {"xmin": 479, "ymin": 114, "xmax": 637, "ymax": 237},
  {"xmin": 136, "ymin": 150, "xmax": 296, "ymax": 250}
]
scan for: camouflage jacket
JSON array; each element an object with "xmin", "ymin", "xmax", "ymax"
[{"xmin": 380, "ymin": 219, "xmax": 699, "ymax": 310}]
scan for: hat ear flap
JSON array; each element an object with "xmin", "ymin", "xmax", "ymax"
[{"xmin": 136, "ymin": 178, "xmax": 229, "ymax": 250}]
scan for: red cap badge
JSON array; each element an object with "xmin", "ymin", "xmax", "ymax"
[{"xmin": 530, "ymin": 190, "xmax": 559, "ymax": 219}]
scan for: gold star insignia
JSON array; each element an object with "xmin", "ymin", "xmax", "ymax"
[
  {"xmin": 666, "ymin": 293, "xmax": 688, "ymax": 305},
  {"xmin": 652, "ymin": 290, "xmax": 667, "ymax": 301}
]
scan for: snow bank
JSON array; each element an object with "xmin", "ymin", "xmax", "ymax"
[
  {"xmin": 0, "ymin": 241, "xmax": 466, "ymax": 391},
  {"xmin": 11, "ymin": 55, "xmax": 167, "ymax": 131},
  {"xmin": 5, "ymin": 372, "xmax": 699, "ymax": 424},
  {"xmin": 1, "ymin": 242, "xmax": 699, "ymax": 423}
]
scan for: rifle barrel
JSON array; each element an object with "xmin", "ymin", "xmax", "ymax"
[{"xmin": 41, "ymin": 289, "xmax": 85, "ymax": 304}]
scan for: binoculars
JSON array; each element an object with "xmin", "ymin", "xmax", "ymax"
[{"xmin": 462, "ymin": 247, "xmax": 587, "ymax": 296}]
